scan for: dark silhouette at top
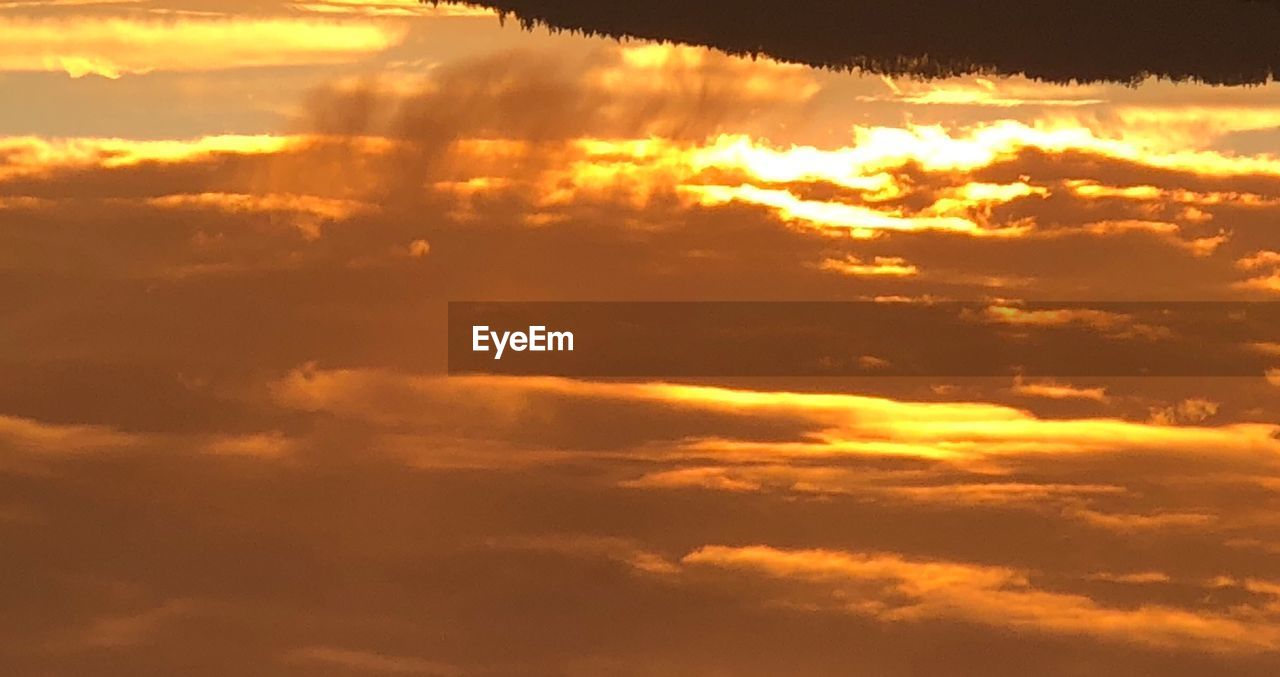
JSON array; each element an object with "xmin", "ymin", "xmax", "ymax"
[{"xmin": 426, "ymin": 0, "xmax": 1280, "ymax": 85}]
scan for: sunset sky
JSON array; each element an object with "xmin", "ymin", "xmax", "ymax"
[{"xmin": 3, "ymin": 1, "xmax": 1280, "ymax": 675}]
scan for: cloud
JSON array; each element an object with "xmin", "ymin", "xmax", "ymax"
[
  {"xmin": 863, "ymin": 76, "xmax": 1107, "ymax": 107},
  {"xmin": 0, "ymin": 17, "xmax": 406, "ymax": 78},
  {"xmin": 146, "ymin": 192, "xmax": 374, "ymax": 241},
  {"xmin": 620, "ymin": 466, "xmax": 765, "ymax": 493},
  {"xmin": 624, "ymin": 383, "xmax": 1276, "ymax": 464},
  {"xmin": 285, "ymin": 646, "xmax": 462, "ymax": 675},
  {"xmin": 243, "ymin": 62, "xmax": 1280, "ymax": 262},
  {"xmin": 0, "ymin": 413, "xmax": 298, "ymax": 467},
  {"xmin": 1236, "ymin": 272, "xmax": 1280, "ymax": 294},
  {"xmin": 880, "ymin": 482, "xmax": 1124, "ymax": 507},
  {"xmin": 595, "ymin": 44, "xmax": 821, "ymax": 102},
  {"xmin": 201, "ymin": 432, "xmax": 297, "ymax": 459},
  {"xmin": 1149, "ymin": 398, "xmax": 1220, "ymax": 425},
  {"xmin": 0, "ymin": 0, "xmax": 143, "ymax": 6},
  {"xmin": 1079, "ymin": 220, "xmax": 1226, "ymax": 256},
  {"xmin": 682, "ymin": 544, "xmax": 1280, "ymax": 652},
  {"xmin": 1067, "ymin": 509, "xmax": 1216, "ymax": 532},
  {"xmin": 974, "ymin": 305, "xmax": 1173, "ymax": 340},
  {"xmin": 6, "ymin": 27, "xmax": 1280, "ymax": 677},
  {"xmin": 407, "ymin": 238, "xmax": 431, "ymax": 257},
  {"xmin": 1235, "ymin": 252, "xmax": 1280, "ymax": 295},
  {"xmin": 1068, "ymin": 181, "xmax": 1280, "ymax": 210},
  {"xmin": 291, "ymin": 0, "xmax": 497, "ymax": 17},
  {"xmin": 681, "ymin": 183, "xmax": 1023, "ymax": 238},
  {"xmin": 1238, "ymin": 251, "xmax": 1280, "ymax": 271},
  {"xmin": 0, "ymin": 414, "xmax": 139, "ymax": 458},
  {"xmin": 622, "ymin": 464, "xmax": 1124, "ymax": 507},
  {"xmin": 6, "ymin": 48, "xmax": 1279, "ymax": 301},
  {"xmin": 1084, "ymin": 571, "xmax": 1174, "ymax": 584},
  {"xmin": 1011, "ymin": 377, "xmax": 1109, "ymax": 402},
  {"xmin": 488, "ymin": 534, "xmax": 680, "ymax": 576},
  {"xmin": 699, "ymin": 121, "xmax": 1280, "ymax": 178},
  {"xmin": 78, "ymin": 599, "xmax": 200, "ymax": 649},
  {"xmin": 269, "ymin": 370, "xmax": 1280, "ymax": 467},
  {"xmin": 0, "ymin": 134, "xmax": 296, "ymax": 178}
]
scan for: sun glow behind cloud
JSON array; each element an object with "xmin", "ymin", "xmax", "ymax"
[
  {"xmin": 271, "ymin": 370, "xmax": 1280, "ymax": 467},
  {"xmin": 5, "ymin": 13, "xmax": 1280, "ymax": 673},
  {"xmin": 432, "ymin": 121, "xmax": 1270, "ymax": 246}
]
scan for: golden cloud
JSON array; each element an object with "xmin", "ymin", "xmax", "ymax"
[
  {"xmin": 1238, "ymin": 251, "xmax": 1280, "ymax": 271},
  {"xmin": 285, "ymin": 646, "xmax": 462, "ymax": 676},
  {"xmin": 1067, "ymin": 508, "xmax": 1216, "ymax": 532},
  {"xmin": 0, "ymin": 17, "xmax": 406, "ymax": 78},
  {"xmin": 1236, "ymin": 273, "xmax": 1280, "ymax": 294},
  {"xmin": 973, "ymin": 305, "xmax": 1173, "ymax": 340},
  {"xmin": 0, "ymin": 134, "xmax": 298, "ymax": 178},
  {"xmin": 292, "ymin": 0, "xmax": 497, "ymax": 17},
  {"xmin": 682, "ymin": 544, "xmax": 1280, "ymax": 652},
  {"xmin": 817, "ymin": 255, "xmax": 918, "ymax": 277},
  {"xmin": 866, "ymin": 75, "xmax": 1107, "ymax": 107},
  {"xmin": 146, "ymin": 192, "xmax": 373, "ymax": 240},
  {"xmin": 1011, "ymin": 377, "xmax": 1109, "ymax": 402},
  {"xmin": 271, "ymin": 370, "xmax": 1280, "ymax": 468},
  {"xmin": 0, "ymin": 414, "xmax": 139, "ymax": 458}
]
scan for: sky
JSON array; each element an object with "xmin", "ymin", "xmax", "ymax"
[{"xmin": 3, "ymin": 1, "xmax": 1280, "ymax": 675}]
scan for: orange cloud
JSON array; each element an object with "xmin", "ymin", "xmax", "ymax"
[
  {"xmin": 0, "ymin": 17, "xmax": 406, "ymax": 78},
  {"xmin": 1234, "ymin": 251, "xmax": 1280, "ymax": 295},
  {"xmin": 1238, "ymin": 251, "xmax": 1280, "ymax": 271},
  {"xmin": 1149, "ymin": 398, "xmax": 1220, "ymax": 426},
  {"xmin": 271, "ymin": 370, "xmax": 1280, "ymax": 468},
  {"xmin": 285, "ymin": 646, "xmax": 462, "ymax": 676},
  {"xmin": 1247, "ymin": 342, "xmax": 1280, "ymax": 357},
  {"xmin": 1085, "ymin": 571, "xmax": 1174, "ymax": 584},
  {"xmin": 682, "ymin": 545, "xmax": 1280, "ymax": 652},
  {"xmin": 1011, "ymin": 377, "xmax": 1109, "ymax": 402},
  {"xmin": 595, "ymin": 44, "xmax": 821, "ymax": 101},
  {"xmin": 1079, "ymin": 220, "xmax": 1227, "ymax": 256},
  {"xmin": 78, "ymin": 599, "xmax": 201, "ymax": 649},
  {"xmin": 403, "ymin": 120, "xmax": 1273, "ymax": 249},
  {"xmin": 622, "ymin": 464, "xmax": 1123, "ymax": 506},
  {"xmin": 202, "ymin": 432, "xmax": 297, "ymax": 459},
  {"xmin": 817, "ymin": 255, "xmax": 919, "ymax": 277},
  {"xmin": 0, "ymin": 414, "xmax": 138, "ymax": 458},
  {"xmin": 974, "ymin": 305, "xmax": 1173, "ymax": 340},
  {"xmin": 0, "ymin": 413, "xmax": 299, "ymax": 466},
  {"xmin": 680, "ymin": 184, "xmax": 1020, "ymax": 238},
  {"xmin": 621, "ymin": 466, "xmax": 766, "ymax": 492},
  {"xmin": 146, "ymin": 192, "xmax": 373, "ymax": 240},
  {"xmin": 0, "ymin": 134, "xmax": 298, "ymax": 178},
  {"xmin": 1067, "ymin": 509, "xmax": 1216, "ymax": 532},
  {"xmin": 1236, "ymin": 273, "xmax": 1280, "ymax": 294},
  {"xmin": 292, "ymin": 0, "xmax": 497, "ymax": 17},
  {"xmin": 1068, "ymin": 180, "xmax": 1280, "ymax": 209},
  {"xmin": 488, "ymin": 534, "xmax": 680, "ymax": 576},
  {"xmin": 866, "ymin": 76, "xmax": 1107, "ymax": 107}
]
